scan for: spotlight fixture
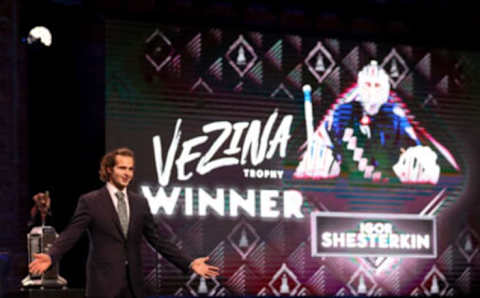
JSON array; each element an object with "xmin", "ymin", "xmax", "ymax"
[{"xmin": 26, "ymin": 26, "xmax": 52, "ymax": 47}]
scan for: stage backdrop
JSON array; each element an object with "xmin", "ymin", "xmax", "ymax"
[{"xmin": 106, "ymin": 20, "xmax": 480, "ymax": 296}]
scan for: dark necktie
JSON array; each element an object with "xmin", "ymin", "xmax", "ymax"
[{"xmin": 115, "ymin": 191, "xmax": 129, "ymax": 237}]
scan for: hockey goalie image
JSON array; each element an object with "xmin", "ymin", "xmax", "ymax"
[{"xmin": 294, "ymin": 60, "xmax": 460, "ymax": 184}]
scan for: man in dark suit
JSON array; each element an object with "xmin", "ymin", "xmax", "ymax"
[{"xmin": 29, "ymin": 147, "xmax": 219, "ymax": 298}]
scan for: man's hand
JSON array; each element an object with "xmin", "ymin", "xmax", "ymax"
[
  {"xmin": 190, "ymin": 257, "xmax": 219, "ymax": 278},
  {"xmin": 29, "ymin": 253, "xmax": 52, "ymax": 275}
]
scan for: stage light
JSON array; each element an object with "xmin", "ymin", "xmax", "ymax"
[{"xmin": 26, "ymin": 26, "xmax": 52, "ymax": 47}]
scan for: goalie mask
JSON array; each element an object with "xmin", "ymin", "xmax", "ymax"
[{"xmin": 357, "ymin": 60, "xmax": 391, "ymax": 116}]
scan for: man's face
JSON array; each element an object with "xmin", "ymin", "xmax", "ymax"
[{"xmin": 108, "ymin": 155, "xmax": 134, "ymax": 190}]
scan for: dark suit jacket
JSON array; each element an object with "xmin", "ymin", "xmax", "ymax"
[{"xmin": 49, "ymin": 186, "xmax": 193, "ymax": 298}]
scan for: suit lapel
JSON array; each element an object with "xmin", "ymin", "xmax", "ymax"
[
  {"xmin": 126, "ymin": 191, "xmax": 136, "ymax": 238},
  {"xmin": 100, "ymin": 186, "xmax": 126, "ymax": 240}
]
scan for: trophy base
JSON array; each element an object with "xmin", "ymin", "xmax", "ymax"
[
  {"xmin": 23, "ymin": 225, "xmax": 68, "ymax": 290},
  {"xmin": 21, "ymin": 275, "xmax": 67, "ymax": 289}
]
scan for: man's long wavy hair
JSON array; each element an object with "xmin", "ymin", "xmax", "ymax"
[{"xmin": 99, "ymin": 147, "xmax": 134, "ymax": 183}]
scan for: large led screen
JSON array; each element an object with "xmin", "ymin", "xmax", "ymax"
[{"xmin": 106, "ymin": 20, "xmax": 479, "ymax": 296}]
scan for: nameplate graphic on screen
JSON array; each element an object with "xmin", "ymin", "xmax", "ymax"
[{"xmin": 311, "ymin": 212, "xmax": 436, "ymax": 258}]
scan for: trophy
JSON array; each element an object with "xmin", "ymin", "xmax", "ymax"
[{"xmin": 22, "ymin": 191, "xmax": 67, "ymax": 288}]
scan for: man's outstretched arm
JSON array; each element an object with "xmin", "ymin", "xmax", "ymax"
[
  {"xmin": 141, "ymin": 197, "xmax": 219, "ymax": 278},
  {"xmin": 28, "ymin": 196, "xmax": 92, "ymax": 275}
]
